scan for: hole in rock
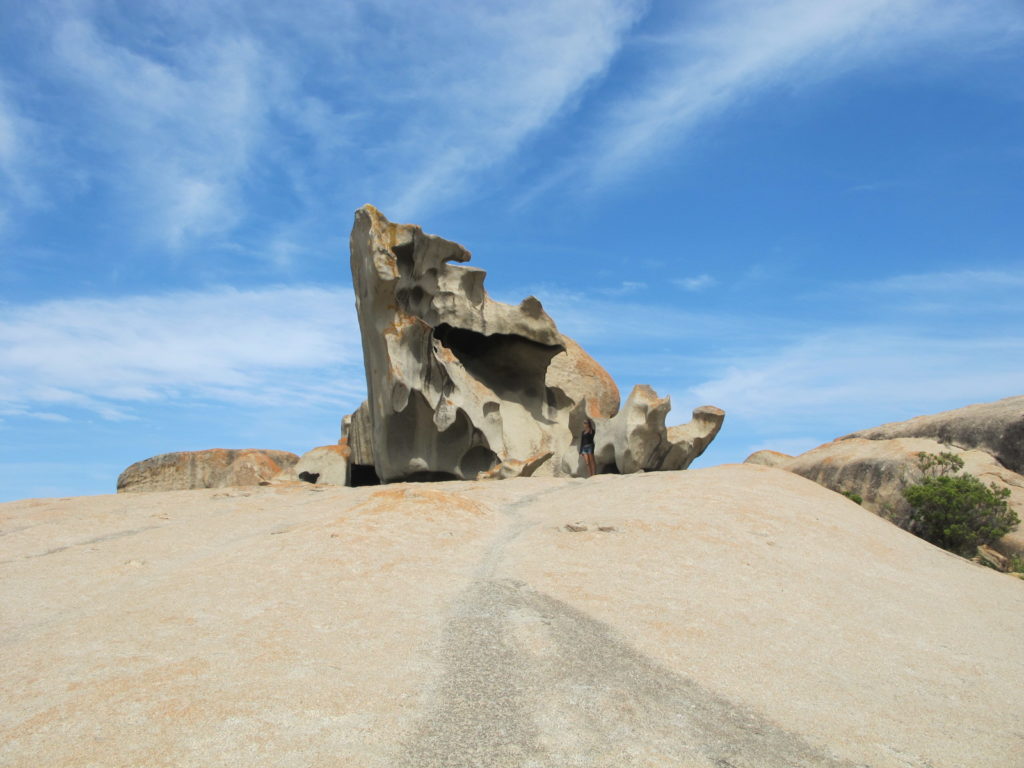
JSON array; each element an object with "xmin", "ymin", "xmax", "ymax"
[
  {"xmin": 392, "ymin": 242, "xmax": 415, "ymax": 278},
  {"xmin": 432, "ymin": 324, "xmax": 561, "ymax": 414},
  {"xmin": 298, "ymin": 471, "xmax": 320, "ymax": 484},
  {"xmin": 349, "ymin": 464, "xmax": 380, "ymax": 487},
  {"xmin": 459, "ymin": 445, "xmax": 498, "ymax": 478}
]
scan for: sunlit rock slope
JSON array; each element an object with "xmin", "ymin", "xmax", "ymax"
[{"xmin": 2, "ymin": 465, "xmax": 1022, "ymax": 767}]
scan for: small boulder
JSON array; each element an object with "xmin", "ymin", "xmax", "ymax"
[
  {"xmin": 291, "ymin": 444, "xmax": 350, "ymax": 486},
  {"xmin": 744, "ymin": 450, "xmax": 794, "ymax": 469},
  {"xmin": 117, "ymin": 449, "xmax": 299, "ymax": 493}
]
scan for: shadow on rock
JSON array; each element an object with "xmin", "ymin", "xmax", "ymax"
[{"xmin": 398, "ymin": 579, "xmax": 858, "ymax": 768}]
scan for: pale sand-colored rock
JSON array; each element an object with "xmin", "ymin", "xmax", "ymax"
[
  {"xmin": 288, "ymin": 444, "xmax": 351, "ymax": 485},
  {"xmin": 545, "ymin": 334, "xmax": 620, "ymax": 419},
  {"xmin": 578, "ymin": 386, "xmax": 724, "ymax": 477},
  {"xmin": 744, "ymin": 449, "xmax": 794, "ymax": 469},
  {"xmin": 748, "ymin": 437, "xmax": 1024, "ymax": 555},
  {"xmin": 347, "ymin": 205, "xmax": 722, "ymax": 482},
  {"xmin": 117, "ymin": 448, "xmax": 299, "ymax": 493},
  {"xmin": 844, "ymin": 394, "xmax": 1024, "ymax": 473},
  {"xmin": 3, "ymin": 466, "xmax": 1023, "ymax": 767}
]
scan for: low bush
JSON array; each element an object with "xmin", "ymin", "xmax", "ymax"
[{"xmin": 902, "ymin": 452, "xmax": 1018, "ymax": 556}]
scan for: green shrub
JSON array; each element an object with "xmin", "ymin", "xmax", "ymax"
[
  {"xmin": 914, "ymin": 450, "xmax": 964, "ymax": 476},
  {"xmin": 840, "ymin": 490, "xmax": 863, "ymax": 505},
  {"xmin": 902, "ymin": 452, "xmax": 1018, "ymax": 556}
]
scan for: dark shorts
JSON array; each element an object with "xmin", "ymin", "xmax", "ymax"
[{"xmin": 580, "ymin": 445, "xmax": 594, "ymax": 455}]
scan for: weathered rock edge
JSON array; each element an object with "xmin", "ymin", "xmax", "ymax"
[
  {"xmin": 117, "ymin": 449, "xmax": 299, "ymax": 493},
  {"xmin": 746, "ymin": 395, "xmax": 1024, "ymax": 555},
  {"xmin": 344, "ymin": 205, "xmax": 723, "ymax": 483}
]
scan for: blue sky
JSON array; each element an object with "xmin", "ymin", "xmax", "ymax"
[{"xmin": 2, "ymin": 0, "xmax": 1023, "ymax": 501}]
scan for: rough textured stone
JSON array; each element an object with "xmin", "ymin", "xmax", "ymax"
[
  {"xmin": 341, "ymin": 400, "xmax": 375, "ymax": 466},
  {"xmin": 348, "ymin": 205, "xmax": 567, "ymax": 483},
  {"xmin": 545, "ymin": 334, "xmax": 620, "ymax": 419},
  {"xmin": 745, "ymin": 449, "xmax": 794, "ymax": 469},
  {"xmin": 746, "ymin": 431, "xmax": 1024, "ymax": 555},
  {"xmin": 116, "ymin": 449, "xmax": 299, "ymax": 493},
  {"xmin": 346, "ymin": 205, "xmax": 722, "ymax": 483},
  {"xmin": 976, "ymin": 544, "xmax": 1008, "ymax": 571},
  {"xmin": 844, "ymin": 395, "xmax": 1024, "ymax": 473},
  {"xmin": 579, "ymin": 386, "xmax": 724, "ymax": 476},
  {"xmin": 4, "ymin": 467, "xmax": 1023, "ymax": 767},
  {"xmin": 291, "ymin": 444, "xmax": 350, "ymax": 486}
]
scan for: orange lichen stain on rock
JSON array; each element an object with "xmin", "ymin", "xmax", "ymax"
[
  {"xmin": 343, "ymin": 486, "xmax": 489, "ymax": 522},
  {"xmin": 315, "ymin": 444, "xmax": 350, "ymax": 460},
  {"xmin": 434, "ymin": 344, "xmax": 458, "ymax": 364}
]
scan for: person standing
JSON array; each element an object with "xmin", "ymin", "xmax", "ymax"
[{"xmin": 579, "ymin": 418, "xmax": 597, "ymax": 478}]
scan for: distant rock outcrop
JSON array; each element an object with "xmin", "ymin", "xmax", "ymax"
[
  {"xmin": 117, "ymin": 449, "xmax": 299, "ymax": 493},
  {"xmin": 746, "ymin": 397, "xmax": 1024, "ymax": 556},
  {"xmin": 844, "ymin": 395, "xmax": 1024, "ymax": 474},
  {"xmin": 345, "ymin": 205, "xmax": 722, "ymax": 483}
]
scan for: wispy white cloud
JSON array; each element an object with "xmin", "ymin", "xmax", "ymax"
[
  {"xmin": 820, "ymin": 267, "xmax": 1024, "ymax": 318},
  {"xmin": 599, "ymin": 280, "xmax": 647, "ymax": 296},
  {"xmin": 51, "ymin": 13, "xmax": 276, "ymax": 248},
  {"xmin": 867, "ymin": 268, "xmax": 1024, "ymax": 294},
  {"xmin": 4, "ymin": 0, "xmax": 645, "ymax": 251},
  {"xmin": 364, "ymin": 0, "xmax": 645, "ymax": 217},
  {"xmin": 674, "ymin": 274, "xmax": 716, "ymax": 291},
  {"xmin": 528, "ymin": 264, "xmax": 1024, "ymax": 459},
  {"xmin": 0, "ymin": 286, "xmax": 365, "ymax": 421},
  {"xmin": 8, "ymin": 0, "xmax": 1020, "ymax": 254},
  {"xmin": 572, "ymin": 0, "xmax": 1024, "ymax": 186},
  {"xmin": 0, "ymin": 77, "xmax": 47, "ymax": 231},
  {"xmin": 689, "ymin": 330, "xmax": 1024, "ymax": 424},
  {"xmin": 503, "ymin": 285, "xmax": 764, "ymax": 348}
]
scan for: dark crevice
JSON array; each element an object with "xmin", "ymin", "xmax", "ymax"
[
  {"xmin": 432, "ymin": 324, "xmax": 561, "ymax": 420},
  {"xmin": 405, "ymin": 471, "xmax": 459, "ymax": 483},
  {"xmin": 393, "ymin": 241, "xmax": 415, "ymax": 278},
  {"xmin": 349, "ymin": 464, "xmax": 380, "ymax": 487},
  {"xmin": 459, "ymin": 445, "xmax": 499, "ymax": 478}
]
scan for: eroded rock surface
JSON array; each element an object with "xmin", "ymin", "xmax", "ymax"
[
  {"xmin": 579, "ymin": 386, "xmax": 724, "ymax": 476},
  {"xmin": 346, "ymin": 205, "xmax": 721, "ymax": 482},
  {"xmin": 843, "ymin": 395, "xmax": 1024, "ymax": 473},
  {"xmin": 6, "ymin": 468, "xmax": 1024, "ymax": 767},
  {"xmin": 290, "ymin": 444, "xmax": 350, "ymax": 486},
  {"xmin": 746, "ymin": 397, "xmax": 1024, "ymax": 556},
  {"xmin": 117, "ymin": 449, "xmax": 298, "ymax": 493}
]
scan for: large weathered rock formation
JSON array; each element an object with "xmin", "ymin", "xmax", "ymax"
[
  {"xmin": 746, "ymin": 396, "xmax": 1024, "ymax": 555},
  {"xmin": 345, "ymin": 205, "xmax": 723, "ymax": 483},
  {"xmin": 117, "ymin": 449, "xmax": 299, "ymax": 493},
  {"xmin": 114, "ymin": 206, "xmax": 722, "ymax": 491}
]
